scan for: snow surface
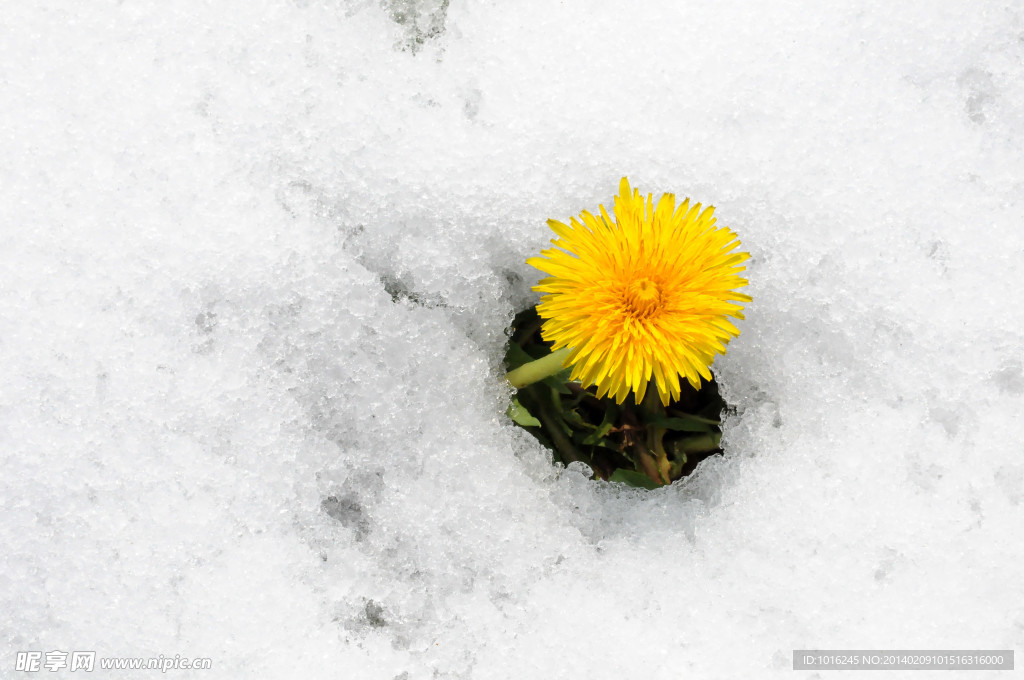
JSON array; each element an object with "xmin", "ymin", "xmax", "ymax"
[{"xmin": 2, "ymin": 1, "xmax": 1023, "ymax": 678}]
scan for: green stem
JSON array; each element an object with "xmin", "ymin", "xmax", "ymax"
[
  {"xmin": 622, "ymin": 406, "xmax": 662, "ymax": 485},
  {"xmin": 676, "ymin": 432, "xmax": 722, "ymax": 454},
  {"xmin": 505, "ymin": 347, "xmax": 572, "ymax": 389},
  {"xmin": 643, "ymin": 388, "xmax": 671, "ymax": 484},
  {"xmin": 535, "ymin": 399, "xmax": 582, "ymax": 466}
]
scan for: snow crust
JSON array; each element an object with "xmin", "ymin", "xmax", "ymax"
[{"xmin": 2, "ymin": 1, "xmax": 1023, "ymax": 678}]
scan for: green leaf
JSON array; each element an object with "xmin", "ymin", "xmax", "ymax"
[
  {"xmin": 507, "ymin": 398, "xmax": 542, "ymax": 428},
  {"xmin": 666, "ymin": 409, "xmax": 720, "ymax": 425},
  {"xmin": 646, "ymin": 416, "xmax": 715, "ymax": 433},
  {"xmin": 670, "ymin": 432, "xmax": 722, "ymax": 455},
  {"xmin": 609, "ymin": 468, "xmax": 661, "ymax": 490},
  {"xmin": 504, "ymin": 342, "xmax": 536, "ymax": 370},
  {"xmin": 668, "ymin": 451, "xmax": 688, "ymax": 479},
  {"xmin": 571, "ymin": 431, "xmax": 617, "ymax": 452},
  {"xmin": 564, "ymin": 387, "xmax": 591, "ymax": 409},
  {"xmin": 587, "ymin": 437, "xmax": 618, "ymax": 450},
  {"xmin": 545, "ymin": 385, "xmax": 563, "ymax": 414},
  {"xmin": 582, "ymin": 401, "xmax": 619, "ymax": 444},
  {"xmin": 538, "ymin": 386, "xmax": 575, "ymax": 437},
  {"xmin": 637, "ymin": 407, "xmax": 718, "ymax": 432},
  {"xmin": 562, "ymin": 408, "xmax": 595, "ymax": 430},
  {"xmin": 581, "ymin": 428, "xmax": 613, "ymax": 445},
  {"xmin": 541, "ymin": 368, "xmax": 573, "ymax": 394}
]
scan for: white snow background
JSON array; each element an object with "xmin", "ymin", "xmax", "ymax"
[{"xmin": 2, "ymin": 1, "xmax": 1023, "ymax": 678}]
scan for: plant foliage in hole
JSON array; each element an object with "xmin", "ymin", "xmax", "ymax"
[{"xmin": 506, "ymin": 306, "xmax": 729, "ymax": 489}]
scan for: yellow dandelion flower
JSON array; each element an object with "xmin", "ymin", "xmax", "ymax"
[{"xmin": 526, "ymin": 178, "xmax": 751, "ymax": 406}]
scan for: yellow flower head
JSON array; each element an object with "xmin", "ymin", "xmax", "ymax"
[{"xmin": 527, "ymin": 178, "xmax": 751, "ymax": 406}]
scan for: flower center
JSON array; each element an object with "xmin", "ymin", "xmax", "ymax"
[{"xmin": 625, "ymin": 277, "xmax": 662, "ymax": 318}]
